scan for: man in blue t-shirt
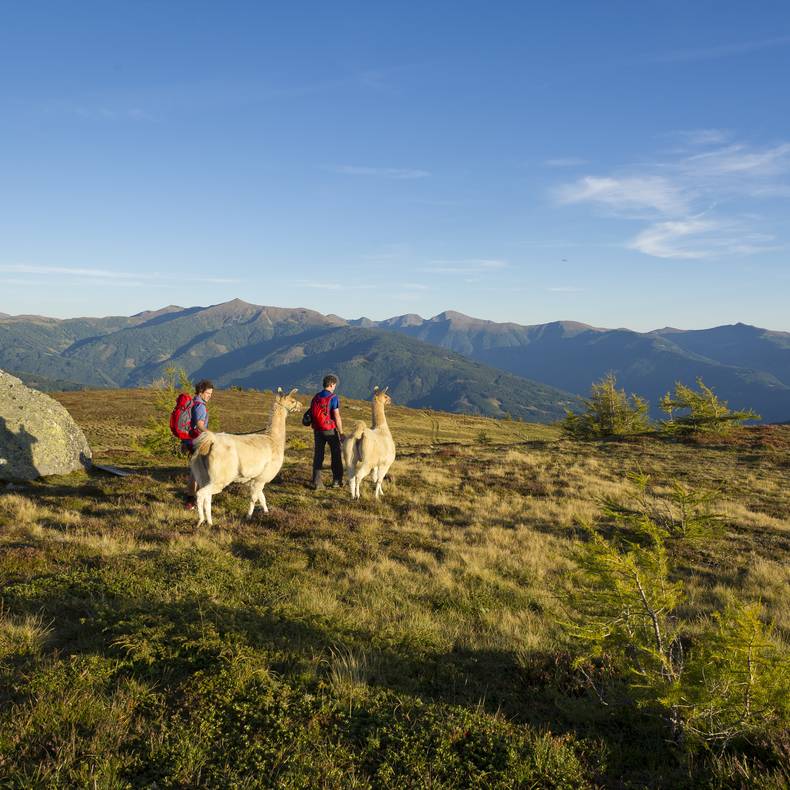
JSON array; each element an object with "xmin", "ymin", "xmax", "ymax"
[
  {"xmin": 184, "ymin": 379, "xmax": 214, "ymax": 508},
  {"xmin": 310, "ymin": 374, "xmax": 344, "ymax": 490}
]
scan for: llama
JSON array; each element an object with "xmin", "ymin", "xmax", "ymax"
[
  {"xmin": 343, "ymin": 386, "xmax": 396, "ymax": 500},
  {"xmin": 190, "ymin": 387, "xmax": 301, "ymax": 526}
]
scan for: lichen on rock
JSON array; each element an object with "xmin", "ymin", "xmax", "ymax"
[{"xmin": 0, "ymin": 370, "xmax": 92, "ymax": 480}]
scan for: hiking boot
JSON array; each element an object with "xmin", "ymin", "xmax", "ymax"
[
  {"xmin": 310, "ymin": 470, "xmax": 324, "ymax": 490},
  {"xmin": 330, "ymin": 478, "xmax": 343, "ymax": 488}
]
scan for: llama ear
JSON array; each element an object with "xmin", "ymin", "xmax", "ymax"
[
  {"xmin": 277, "ymin": 387, "xmax": 283, "ymax": 394},
  {"xmin": 373, "ymin": 385, "xmax": 379, "ymax": 392},
  {"xmin": 288, "ymin": 388, "xmax": 298, "ymax": 397},
  {"xmin": 382, "ymin": 386, "xmax": 389, "ymax": 394}
]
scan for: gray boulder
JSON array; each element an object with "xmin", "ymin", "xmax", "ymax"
[{"xmin": 0, "ymin": 370, "xmax": 92, "ymax": 480}]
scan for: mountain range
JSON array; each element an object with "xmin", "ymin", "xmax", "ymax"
[
  {"xmin": 359, "ymin": 312, "xmax": 790, "ymax": 422},
  {"xmin": 1, "ymin": 299, "xmax": 788, "ymax": 422},
  {"xmin": 0, "ymin": 301, "xmax": 576, "ymax": 422}
]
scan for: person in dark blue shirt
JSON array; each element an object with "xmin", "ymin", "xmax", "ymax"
[{"xmin": 309, "ymin": 374, "xmax": 344, "ymax": 489}]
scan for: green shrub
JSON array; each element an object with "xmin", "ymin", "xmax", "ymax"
[
  {"xmin": 660, "ymin": 378, "xmax": 759, "ymax": 436},
  {"xmin": 564, "ymin": 476, "xmax": 789, "ymax": 749},
  {"xmin": 562, "ymin": 373, "xmax": 651, "ymax": 439},
  {"xmin": 678, "ymin": 598, "xmax": 790, "ymax": 747},
  {"xmin": 601, "ymin": 468, "xmax": 724, "ymax": 545},
  {"xmin": 135, "ymin": 367, "xmax": 193, "ymax": 457}
]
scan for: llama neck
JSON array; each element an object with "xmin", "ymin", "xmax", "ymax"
[
  {"xmin": 372, "ymin": 400, "xmax": 389, "ymax": 431},
  {"xmin": 267, "ymin": 404, "xmax": 288, "ymax": 449}
]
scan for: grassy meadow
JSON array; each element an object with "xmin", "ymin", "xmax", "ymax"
[{"xmin": 1, "ymin": 388, "xmax": 789, "ymax": 788}]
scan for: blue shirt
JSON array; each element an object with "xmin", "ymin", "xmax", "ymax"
[
  {"xmin": 181, "ymin": 395, "xmax": 208, "ymax": 452},
  {"xmin": 316, "ymin": 389, "xmax": 339, "ymax": 411},
  {"xmin": 191, "ymin": 396, "xmax": 208, "ymax": 431}
]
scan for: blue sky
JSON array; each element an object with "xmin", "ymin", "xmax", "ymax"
[{"xmin": 1, "ymin": 1, "xmax": 789, "ymax": 331}]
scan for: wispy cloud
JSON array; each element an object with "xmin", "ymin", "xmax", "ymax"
[
  {"xmin": 653, "ymin": 35, "xmax": 790, "ymax": 63},
  {"xmin": 544, "ymin": 157, "xmax": 588, "ymax": 168},
  {"xmin": 360, "ymin": 243, "xmax": 413, "ymax": 262},
  {"xmin": 326, "ymin": 165, "xmax": 430, "ymax": 180},
  {"xmin": 667, "ymin": 128, "xmax": 731, "ymax": 147},
  {"xmin": 48, "ymin": 101, "xmax": 154, "ymax": 122},
  {"xmin": 682, "ymin": 142, "xmax": 790, "ymax": 178},
  {"xmin": 629, "ymin": 219, "xmax": 781, "ymax": 259},
  {"xmin": 554, "ymin": 134, "xmax": 790, "ymax": 260},
  {"xmin": 293, "ymin": 280, "xmax": 376, "ymax": 291},
  {"xmin": 555, "ymin": 175, "xmax": 689, "ymax": 216},
  {"xmin": 0, "ymin": 264, "xmax": 238, "ymax": 284},
  {"xmin": 629, "ymin": 219, "xmax": 719, "ymax": 259},
  {"xmin": 0, "ymin": 278, "xmax": 45, "ymax": 287},
  {"xmin": 399, "ymin": 282, "xmax": 431, "ymax": 291},
  {"xmin": 422, "ymin": 258, "xmax": 509, "ymax": 274}
]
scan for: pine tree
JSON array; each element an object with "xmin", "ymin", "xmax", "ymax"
[
  {"xmin": 679, "ymin": 599, "xmax": 790, "ymax": 747},
  {"xmin": 660, "ymin": 378, "xmax": 759, "ymax": 436},
  {"xmin": 565, "ymin": 515, "xmax": 686, "ymax": 736},
  {"xmin": 564, "ymin": 477, "xmax": 789, "ymax": 748},
  {"xmin": 601, "ymin": 469, "xmax": 724, "ymax": 545},
  {"xmin": 562, "ymin": 373, "xmax": 651, "ymax": 439},
  {"xmin": 136, "ymin": 367, "xmax": 193, "ymax": 457}
]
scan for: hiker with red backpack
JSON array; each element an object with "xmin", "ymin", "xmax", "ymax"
[
  {"xmin": 170, "ymin": 379, "xmax": 214, "ymax": 507},
  {"xmin": 306, "ymin": 374, "xmax": 344, "ymax": 490}
]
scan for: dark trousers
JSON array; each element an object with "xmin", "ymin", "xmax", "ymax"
[{"xmin": 313, "ymin": 430, "xmax": 343, "ymax": 481}]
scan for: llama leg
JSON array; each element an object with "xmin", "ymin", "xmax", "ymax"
[
  {"xmin": 354, "ymin": 466, "xmax": 370, "ymax": 500},
  {"xmin": 197, "ymin": 485, "xmax": 213, "ymax": 526},
  {"xmin": 375, "ymin": 467, "xmax": 383, "ymax": 499},
  {"xmin": 247, "ymin": 485, "xmax": 257, "ymax": 518},
  {"xmin": 196, "ymin": 489, "xmax": 206, "ymax": 526},
  {"xmin": 379, "ymin": 462, "xmax": 393, "ymax": 498},
  {"xmin": 258, "ymin": 488, "xmax": 268, "ymax": 514}
]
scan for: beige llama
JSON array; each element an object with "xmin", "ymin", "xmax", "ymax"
[
  {"xmin": 343, "ymin": 386, "xmax": 396, "ymax": 500},
  {"xmin": 190, "ymin": 387, "xmax": 302, "ymax": 526}
]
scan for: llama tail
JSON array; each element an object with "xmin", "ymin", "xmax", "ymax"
[
  {"xmin": 193, "ymin": 431, "xmax": 215, "ymax": 457},
  {"xmin": 343, "ymin": 421, "xmax": 366, "ymax": 470}
]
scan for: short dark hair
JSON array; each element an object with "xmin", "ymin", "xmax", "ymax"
[
  {"xmin": 195, "ymin": 379, "xmax": 214, "ymax": 394},
  {"xmin": 322, "ymin": 374, "xmax": 338, "ymax": 389}
]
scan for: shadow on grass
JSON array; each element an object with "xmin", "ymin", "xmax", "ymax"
[{"xmin": 4, "ymin": 572, "xmax": 682, "ymax": 785}]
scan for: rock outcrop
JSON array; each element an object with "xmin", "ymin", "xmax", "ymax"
[{"xmin": 0, "ymin": 370, "xmax": 92, "ymax": 480}]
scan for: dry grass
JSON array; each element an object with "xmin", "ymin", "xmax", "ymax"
[{"xmin": 0, "ymin": 388, "xmax": 788, "ymax": 786}]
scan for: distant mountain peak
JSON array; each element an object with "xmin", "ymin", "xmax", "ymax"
[
  {"xmin": 543, "ymin": 319, "xmax": 597, "ymax": 333},
  {"xmin": 381, "ymin": 313, "xmax": 425, "ymax": 327},
  {"xmin": 430, "ymin": 310, "xmax": 476, "ymax": 323},
  {"xmin": 205, "ymin": 298, "xmax": 259, "ymax": 312},
  {"xmin": 131, "ymin": 304, "xmax": 184, "ymax": 319}
]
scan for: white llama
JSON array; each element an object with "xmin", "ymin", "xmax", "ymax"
[
  {"xmin": 190, "ymin": 387, "xmax": 302, "ymax": 526},
  {"xmin": 343, "ymin": 386, "xmax": 396, "ymax": 500}
]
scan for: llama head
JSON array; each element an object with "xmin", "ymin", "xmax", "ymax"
[
  {"xmin": 373, "ymin": 385, "xmax": 392, "ymax": 406},
  {"xmin": 275, "ymin": 387, "xmax": 302, "ymax": 413}
]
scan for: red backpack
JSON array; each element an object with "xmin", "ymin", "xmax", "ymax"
[
  {"xmin": 170, "ymin": 393, "xmax": 196, "ymax": 440},
  {"xmin": 310, "ymin": 393, "xmax": 336, "ymax": 431}
]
